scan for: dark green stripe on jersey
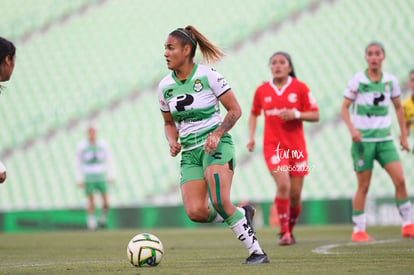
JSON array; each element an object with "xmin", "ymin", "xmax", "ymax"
[
  {"xmin": 162, "ymin": 75, "xmax": 211, "ymax": 99},
  {"xmin": 357, "ymin": 81, "xmax": 393, "ymax": 94},
  {"xmin": 356, "ymin": 104, "xmax": 388, "ymax": 116},
  {"xmin": 172, "ymin": 105, "xmax": 216, "ymax": 123}
]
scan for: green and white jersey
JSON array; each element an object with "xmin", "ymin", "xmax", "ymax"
[
  {"xmin": 158, "ymin": 64, "xmax": 231, "ymax": 151},
  {"xmin": 344, "ymin": 70, "xmax": 401, "ymax": 142},
  {"xmin": 75, "ymin": 139, "xmax": 115, "ymax": 183}
]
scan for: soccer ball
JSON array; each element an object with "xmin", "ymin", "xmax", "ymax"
[{"xmin": 127, "ymin": 233, "xmax": 164, "ymax": 267}]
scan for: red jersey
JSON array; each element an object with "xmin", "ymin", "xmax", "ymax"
[{"xmin": 251, "ymin": 77, "xmax": 318, "ymax": 156}]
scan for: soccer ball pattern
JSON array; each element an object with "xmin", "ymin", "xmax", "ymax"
[{"xmin": 127, "ymin": 233, "xmax": 164, "ymax": 267}]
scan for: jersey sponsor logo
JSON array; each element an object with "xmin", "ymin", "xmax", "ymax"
[
  {"xmin": 166, "ymin": 88, "xmax": 174, "ymax": 98},
  {"xmin": 265, "ymin": 108, "xmax": 283, "ymax": 116},
  {"xmin": 221, "ymin": 79, "xmax": 228, "ymax": 89},
  {"xmin": 288, "ymin": 93, "xmax": 297, "ymax": 103},
  {"xmin": 175, "ymin": 94, "xmax": 194, "ymax": 111},
  {"xmin": 373, "ymin": 93, "xmax": 385, "ymax": 105},
  {"xmin": 193, "ymin": 79, "xmax": 203, "ymax": 92},
  {"xmin": 359, "ymin": 83, "xmax": 370, "ymax": 92},
  {"xmin": 217, "ymin": 76, "xmax": 228, "ymax": 89},
  {"xmin": 366, "ymin": 93, "xmax": 386, "ymax": 118}
]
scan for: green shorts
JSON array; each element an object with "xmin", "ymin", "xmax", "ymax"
[
  {"xmin": 85, "ymin": 181, "xmax": 107, "ymax": 196},
  {"xmin": 180, "ymin": 134, "xmax": 235, "ymax": 185},
  {"xmin": 351, "ymin": 140, "xmax": 400, "ymax": 172}
]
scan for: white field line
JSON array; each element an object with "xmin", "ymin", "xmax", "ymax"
[
  {"xmin": 312, "ymin": 239, "xmax": 401, "ymax": 255},
  {"xmin": 0, "ymin": 259, "xmax": 125, "ymax": 269}
]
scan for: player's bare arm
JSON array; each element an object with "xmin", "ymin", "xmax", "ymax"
[
  {"xmin": 204, "ymin": 90, "xmax": 241, "ymax": 155},
  {"xmin": 392, "ymin": 97, "xmax": 410, "ymax": 151},
  {"xmin": 161, "ymin": 111, "xmax": 181, "ymax": 157},
  {"xmin": 341, "ymin": 97, "xmax": 362, "ymax": 142},
  {"xmin": 247, "ymin": 113, "xmax": 258, "ymax": 152}
]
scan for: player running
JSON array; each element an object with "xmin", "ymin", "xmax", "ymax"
[
  {"xmin": 341, "ymin": 41, "xmax": 414, "ymax": 242},
  {"xmin": 158, "ymin": 25, "xmax": 269, "ymax": 264},
  {"xmin": 247, "ymin": 51, "xmax": 319, "ymax": 245}
]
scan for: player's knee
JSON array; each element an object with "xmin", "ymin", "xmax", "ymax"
[
  {"xmin": 394, "ymin": 176, "xmax": 406, "ymax": 191},
  {"xmin": 186, "ymin": 206, "xmax": 209, "ymax": 222},
  {"xmin": 276, "ymin": 183, "xmax": 290, "ymax": 196},
  {"xmin": 357, "ymin": 182, "xmax": 370, "ymax": 195}
]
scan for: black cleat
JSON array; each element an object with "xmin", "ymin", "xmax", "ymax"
[
  {"xmin": 244, "ymin": 251, "xmax": 270, "ymax": 264},
  {"xmin": 242, "ymin": 205, "xmax": 256, "ymax": 231}
]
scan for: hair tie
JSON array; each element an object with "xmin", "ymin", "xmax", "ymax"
[{"xmin": 176, "ymin": 29, "xmax": 197, "ymax": 46}]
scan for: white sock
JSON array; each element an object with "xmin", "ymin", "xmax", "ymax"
[
  {"xmin": 397, "ymin": 201, "xmax": 412, "ymax": 226},
  {"xmin": 212, "ymin": 213, "xmax": 224, "ymax": 223},
  {"xmin": 99, "ymin": 210, "xmax": 107, "ymax": 225},
  {"xmin": 352, "ymin": 213, "xmax": 366, "ymax": 233},
  {"xmin": 87, "ymin": 214, "xmax": 97, "ymax": 230},
  {"xmin": 230, "ymin": 216, "xmax": 264, "ymax": 255}
]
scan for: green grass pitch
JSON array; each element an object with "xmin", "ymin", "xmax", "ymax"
[{"xmin": 0, "ymin": 225, "xmax": 413, "ymax": 274}]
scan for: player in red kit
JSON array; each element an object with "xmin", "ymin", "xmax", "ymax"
[{"xmin": 247, "ymin": 52, "xmax": 319, "ymax": 245}]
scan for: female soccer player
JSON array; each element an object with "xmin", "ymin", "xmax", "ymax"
[
  {"xmin": 158, "ymin": 25, "xmax": 269, "ymax": 264},
  {"xmin": 341, "ymin": 41, "xmax": 414, "ymax": 242},
  {"xmin": 403, "ymin": 70, "xmax": 414, "ymax": 138},
  {"xmin": 247, "ymin": 52, "xmax": 319, "ymax": 245},
  {"xmin": 0, "ymin": 36, "xmax": 16, "ymax": 184},
  {"xmin": 75, "ymin": 127, "xmax": 115, "ymax": 230}
]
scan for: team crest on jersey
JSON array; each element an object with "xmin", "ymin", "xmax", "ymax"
[
  {"xmin": 193, "ymin": 79, "xmax": 203, "ymax": 92},
  {"xmin": 265, "ymin": 96, "xmax": 272, "ymax": 103},
  {"xmin": 384, "ymin": 82, "xmax": 390, "ymax": 93},
  {"xmin": 288, "ymin": 93, "xmax": 298, "ymax": 103}
]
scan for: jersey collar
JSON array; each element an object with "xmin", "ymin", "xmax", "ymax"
[
  {"xmin": 269, "ymin": 76, "xmax": 292, "ymax": 96},
  {"xmin": 172, "ymin": 63, "xmax": 198, "ymax": 85},
  {"xmin": 365, "ymin": 69, "xmax": 383, "ymax": 83}
]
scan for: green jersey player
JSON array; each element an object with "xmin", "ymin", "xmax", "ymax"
[
  {"xmin": 341, "ymin": 41, "xmax": 413, "ymax": 242},
  {"xmin": 158, "ymin": 25, "xmax": 268, "ymax": 264},
  {"xmin": 75, "ymin": 126, "xmax": 115, "ymax": 230}
]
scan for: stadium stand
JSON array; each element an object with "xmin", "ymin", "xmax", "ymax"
[{"xmin": 0, "ymin": 0, "xmax": 413, "ymax": 211}]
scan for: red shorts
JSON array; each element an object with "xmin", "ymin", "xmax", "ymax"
[{"xmin": 263, "ymin": 144, "xmax": 309, "ymax": 177}]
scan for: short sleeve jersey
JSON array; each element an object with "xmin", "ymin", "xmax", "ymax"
[
  {"xmin": 344, "ymin": 71, "xmax": 400, "ymax": 142},
  {"xmin": 251, "ymin": 77, "xmax": 318, "ymax": 153},
  {"xmin": 403, "ymin": 96, "xmax": 414, "ymax": 131},
  {"xmin": 158, "ymin": 64, "xmax": 230, "ymax": 151},
  {"xmin": 76, "ymin": 140, "xmax": 112, "ymax": 183}
]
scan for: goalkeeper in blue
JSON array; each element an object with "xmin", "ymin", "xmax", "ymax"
[{"xmin": 158, "ymin": 25, "xmax": 269, "ymax": 264}]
